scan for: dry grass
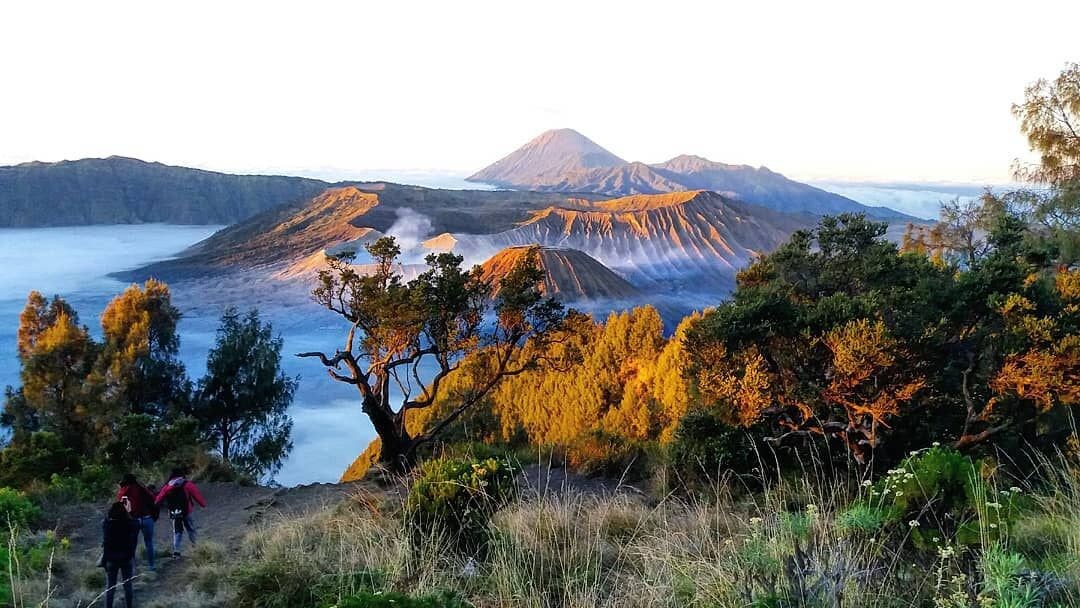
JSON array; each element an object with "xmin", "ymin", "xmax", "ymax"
[{"xmin": 7, "ymin": 456, "xmax": 1080, "ymax": 607}]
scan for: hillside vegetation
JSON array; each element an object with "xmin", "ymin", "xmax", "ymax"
[{"xmin": 0, "ymin": 157, "xmax": 328, "ymax": 227}]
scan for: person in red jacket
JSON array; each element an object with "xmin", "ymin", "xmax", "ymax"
[
  {"xmin": 116, "ymin": 474, "xmax": 158, "ymax": 571},
  {"xmin": 154, "ymin": 469, "xmax": 207, "ymax": 558}
]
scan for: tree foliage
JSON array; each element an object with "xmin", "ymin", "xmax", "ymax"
[
  {"xmin": 342, "ymin": 306, "xmax": 700, "ymax": 481},
  {"xmin": 687, "ymin": 205, "xmax": 1078, "ymax": 467},
  {"xmin": 302, "ymin": 237, "xmax": 570, "ymax": 471},
  {"xmin": 193, "ymin": 307, "xmax": 297, "ymax": 479},
  {"xmin": 1013, "ymin": 62, "xmax": 1080, "ymax": 187},
  {"xmin": 8, "ymin": 295, "xmax": 98, "ymax": 454},
  {"xmin": 93, "ymin": 278, "xmax": 188, "ymax": 418},
  {"xmin": 2, "ymin": 281, "xmax": 294, "ymax": 485}
]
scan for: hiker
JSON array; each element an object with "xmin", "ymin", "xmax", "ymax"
[
  {"xmin": 116, "ymin": 474, "xmax": 158, "ymax": 571},
  {"xmin": 101, "ymin": 501, "xmax": 138, "ymax": 608},
  {"xmin": 154, "ymin": 469, "xmax": 207, "ymax": 558}
]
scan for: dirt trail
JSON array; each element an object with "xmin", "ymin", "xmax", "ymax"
[
  {"xmin": 48, "ymin": 481, "xmax": 370, "ymax": 603},
  {"xmin": 43, "ymin": 466, "xmax": 636, "ymax": 604}
]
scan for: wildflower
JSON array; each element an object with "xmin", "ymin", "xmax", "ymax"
[
  {"xmin": 909, "ymin": 519, "xmax": 920, "ymax": 527},
  {"xmin": 749, "ymin": 516, "xmax": 763, "ymax": 526},
  {"xmin": 910, "ymin": 451, "xmax": 919, "ymax": 457},
  {"xmin": 806, "ymin": 504, "xmax": 819, "ymax": 515},
  {"xmin": 932, "ymin": 441, "xmax": 941, "ymax": 447},
  {"xmin": 989, "ymin": 523, "xmax": 998, "ymax": 529},
  {"xmin": 895, "ymin": 490, "xmax": 904, "ymax": 497},
  {"xmin": 986, "ymin": 501, "xmax": 1001, "ymax": 509},
  {"xmin": 1009, "ymin": 486, "xmax": 1022, "ymax": 494},
  {"xmin": 862, "ymin": 480, "xmax": 872, "ymax": 487},
  {"xmin": 933, "ymin": 537, "xmax": 940, "ymax": 543}
]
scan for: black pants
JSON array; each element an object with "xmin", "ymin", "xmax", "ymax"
[{"xmin": 105, "ymin": 559, "xmax": 134, "ymax": 608}]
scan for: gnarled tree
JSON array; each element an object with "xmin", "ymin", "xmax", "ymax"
[{"xmin": 299, "ymin": 237, "xmax": 569, "ymax": 472}]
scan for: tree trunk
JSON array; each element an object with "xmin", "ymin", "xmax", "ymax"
[
  {"xmin": 362, "ymin": 393, "xmax": 415, "ymax": 473},
  {"xmin": 221, "ymin": 428, "xmax": 231, "ymax": 464}
]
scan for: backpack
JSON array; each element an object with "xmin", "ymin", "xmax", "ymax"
[{"xmin": 164, "ymin": 479, "xmax": 189, "ymax": 520}]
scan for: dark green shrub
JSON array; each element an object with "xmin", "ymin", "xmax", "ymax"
[
  {"xmin": 43, "ymin": 464, "xmax": 116, "ymax": 503},
  {"xmin": 101, "ymin": 414, "xmax": 201, "ymax": 469},
  {"xmin": 0, "ymin": 431, "xmax": 79, "ymax": 489},
  {"xmin": 667, "ymin": 409, "xmax": 764, "ymax": 490},
  {"xmin": 406, "ymin": 455, "xmax": 516, "ymax": 552},
  {"xmin": 0, "ymin": 487, "xmax": 41, "ymax": 529},
  {"xmin": 327, "ymin": 590, "xmax": 472, "ymax": 608},
  {"xmin": 0, "ymin": 547, "xmax": 10, "ymax": 606},
  {"xmin": 868, "ymin": 446, "xmax": 1030, "ymax": 548}
]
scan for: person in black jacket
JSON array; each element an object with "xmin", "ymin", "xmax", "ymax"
[{"xmin": 102, "ymin": 501, "xmax": 139, "ymax": 608}]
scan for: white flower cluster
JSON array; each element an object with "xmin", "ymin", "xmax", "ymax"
[{"xmin": 875, "ymin": 465, "xmax": 917, "ymax": 500}]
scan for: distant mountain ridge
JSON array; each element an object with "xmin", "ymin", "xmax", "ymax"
[
  {"xmin": 122, "ymin": 185, "xmax": 811, "ymax": 314},
  {"xmin": 466, "ymin": 130, "xmax": 911, "ymax": 219},
  {"xmin": 445, "ymin": 190, "xmax": 806, "ymax": 293},
  {"xmin": 120, "ymin": 182, "xmax": 610, "ymax": 279},
  {"xmin": 0, "ymin": 156, "xmax": 329, "ymax": 227}
]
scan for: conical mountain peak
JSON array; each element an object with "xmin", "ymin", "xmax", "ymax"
[{"xmin": 467, "ymin": 129, "xmax": 625, "ymax": 187}]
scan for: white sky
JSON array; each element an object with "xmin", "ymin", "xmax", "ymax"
[{"xmin": 0, "ymin": 1, "xmax": 1076, "ymax": 183}]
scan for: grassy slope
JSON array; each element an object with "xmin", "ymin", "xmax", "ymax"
[{"xmin": 12, "ymin": 459, "xmax": 1080, "ymax": 607}]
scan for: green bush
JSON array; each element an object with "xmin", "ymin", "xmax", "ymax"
[
  {"xmin": 0, "ymin": 547, "xmax": 9, "ymax": 606},
  {"xmin": 0, "ymin": 431, "xmax": 79, "ymax": 489},
  {"xmin": 406, "ymin": 455, "xmax": 516, "ymax": 552},
  {"xmin": 101, "ymin": 414, "xmax": 201, "ymax": 469},
  {"xmin": 667, "ymin": 410, "xmax": 763, "ymax": 490},
  {"xmin": 328, "ymin": 591, "xmax": 472, "ymax": 608},
  {"xmin": 868, "ymin": 446, "xmax": 1030, "ymax": 548},
  {"xmin": 43, "ymin": 464, "xmax": 116, "ymax": 503},
  {"xmin": 0, "ymin": 487, "xmax": 41, "ymax": 529}
]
